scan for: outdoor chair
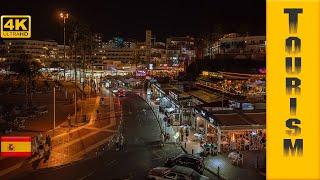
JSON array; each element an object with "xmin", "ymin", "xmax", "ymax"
[{"xmin": 238, "ymin": 154, "xmax": 244, "ymax": 165}]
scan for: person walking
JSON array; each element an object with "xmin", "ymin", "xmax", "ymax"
[
  {"xmin": 115, "ymin": 135, "xmax": 120, "ymax": 151},
  {"xmin": 45, "ymin": 135, "xmax": 52, "ymax": 149},
  {"xmin": 119, "ymin": 134, "xmax": 124, "ymax": 150},
  {"xmin": 180, "ymin": 127, "xmax": 184, "ymax": 142},
  {"xmin": 67, "ymin": 114, "xmax": 71, "ymax": 125},
  {"xmin": 96, "ymin": 109, "xmax": 100, "ymax": 120},
  {"xmin": 185, "ymin": 127, "xmax": 189, "ymax": 141}
]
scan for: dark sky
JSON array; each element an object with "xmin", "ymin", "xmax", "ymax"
[{"xmin": 1, "ymin": 0, "xmax": 265, "ymax": 43}]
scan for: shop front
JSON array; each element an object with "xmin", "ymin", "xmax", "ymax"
[
  {"xmin": 194, "ymin": 106, "xmax": 266, "ymax": 153},
  {"xmin": 219, "ymin": 128, "xmax": 266, "ymax": 152}
]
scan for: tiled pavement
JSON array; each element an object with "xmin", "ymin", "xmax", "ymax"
[
  {"xmin": 0, "ymin": 89, "xmax": 121, "ymax": 177},
  {"xmin": 37, "ymin": 92, "xmax": 120, "ymax": 168}
]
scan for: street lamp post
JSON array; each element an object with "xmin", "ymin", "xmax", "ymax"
[
  {"xmin": 60, "ymin": 12, "xmax": 69, "ymax": 80},
  {"xmin": 53, "ymin": 86, "xmax": 56, "ymax": 136}
]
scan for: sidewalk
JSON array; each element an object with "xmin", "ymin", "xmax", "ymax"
[
  {"xmin": 0, "ymin": 95, "xmax": 101, "ymax": 177},
  {"xmin": 137, "ymin": 91, "xmax": 178, "ymax": 144}
]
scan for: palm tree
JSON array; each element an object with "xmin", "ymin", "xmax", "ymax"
[
  {"xmin": 66, "ymin": 18, "xmax": 98, "ymax": 98},
  {"xmin": 9, "ymin": 54, "xmax": 42, "ymax": 107}
]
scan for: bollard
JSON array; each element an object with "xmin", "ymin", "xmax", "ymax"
[
  {"xmin": 217, "ymin": 166, "xmax": 220, "ymax": 179},
  {"xmin": 185, "ymin": 142, "xmax": 187, "ymax": 148},
  {"xmin": 192, "ymin": 149, "xmax": 194, "ymax": 154}
]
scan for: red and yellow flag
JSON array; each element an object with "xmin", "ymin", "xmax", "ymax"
[{"xmin": 0, "ymin": 136, "xmax": 31, "ymax": 157}]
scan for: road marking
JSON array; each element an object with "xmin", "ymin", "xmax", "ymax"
[
  {"xmin": 70, "ymin": 135, "xmax": 115, "ymax": 160},
  {"xmin": 77, "ymin": 170, "xmax": 95, "ymax": 180},
  {"xmin": 0, "ymin": 161, "xmax": 23, "ymax": 177},
  {"xmin": 53, "ymin": 131, "xmax": 100, "ymax": 150}
]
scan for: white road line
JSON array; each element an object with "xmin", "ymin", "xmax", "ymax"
[
  {"xmin": 0, "ymin": 161, "xmax": 23, "ymax": 177},
  {"xmin": 77, "ymin": 170, "xmax": 95, "ymax": 180},
  {"xmin": 70, "ymin": 135, "xmax": 114, "ymax": 160},
  {"xmin": 53, "ymin": 131, "xmax": 100, "ymax": 150}
]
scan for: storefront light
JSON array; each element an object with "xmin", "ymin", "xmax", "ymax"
[{"xmin": 231, "ymin": 133, "xmax": 235, "ymax": 142}]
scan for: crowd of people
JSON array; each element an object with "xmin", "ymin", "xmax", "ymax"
[{"xmin": 31, "ymin": 133, "xmax": 52, "ymax": 162}]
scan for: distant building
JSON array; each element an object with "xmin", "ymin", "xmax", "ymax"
[
  {"xmin": 205, "ymin": 33, "xmax": 266, "ymax": 59},
  {"xmin": 0, "ymin": 42, "xmax": 6, "ymax": 62},
  {"xmin": 166, "ymin": 36, "xmax": 196, "ymax": 69},
  {"xmin": 145, "ymin": 30, "xmax": 152, "ymax": 64},
  {"xmin": 135, "ymin": 42, "xmax": 147, "ymax": 64},
  {"xmin": 102, "ymin": 37, "xmax": 135, "ymax": 49},
  {"xmin": 3, "ymin": 40, "xmax": 58, "ymax": 65},
  {"xmin": 94, "ymin": 33, "xmax": 103, "ymax": 49},
  {"xmin": 151, "ymin": 42, "xmax": 167, "ymax": 66},
  {"xmin": 57, "ymin": 44, "xmax": 71, "ymax": 62},
  {"xmin": 91, "ymin": 37, "xmax": 137, "ymax": 70}
]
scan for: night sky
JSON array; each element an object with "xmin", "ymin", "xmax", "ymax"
[{"xmin": 1, "ymin": 0, "xmax": 265, "ymax": 43}]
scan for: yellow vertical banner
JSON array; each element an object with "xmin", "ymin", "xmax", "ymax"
[{"xmin": 267, "ymin": 0, "xmax": 320, "ymax": 179}]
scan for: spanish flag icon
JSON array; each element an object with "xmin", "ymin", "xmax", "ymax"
[{"xmin": 1, "ymin": 136, "xmax": 31, "ymax": 157}]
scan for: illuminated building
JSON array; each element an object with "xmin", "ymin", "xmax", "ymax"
[
  {"xmin": 166, "ymin": 36, "xmax": 196, "ymax": 69},
  {"xmin": 206, "ymin": 33, "xmax": 266, "ymax": 59},
  {"xmin": 3, "ymin": 40, "xmax": 58, "ymax": 65}
]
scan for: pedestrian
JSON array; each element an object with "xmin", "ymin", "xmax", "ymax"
[
  {"xmin": 180, "ymin": 128, "xmax": 184, "ymax": 142},
  {"xmin": 185, "ymin": 127, "xmax": 189, "ymax": 141},
  {"xmin": 211, "ymin": 143, "xmax": 214, "ymax": 155},
  {"xmin": 38, "ymin": 144, "xmax": 44, "ymax": 159},
  {"xmin": 46, "ymin": 135, "xmax": 52, "ymax": 149},
  {"xmin": 119, "ymin": 134, "xmax": 124, "ymax": 150},
  {"xmin": 115, "ymin": 135, "xmax": 120, "ymax": 151},
  {"xmin": 67, "ymin": 114, "xmax": 71, "ymax": 124},
  {"xmin": 96, "ymin": 109, "xmax": 100, "ymax": 120},
  {"xmin": 45, "ymin": 135, "xmax": 49, "ymax": 146},
  {"xmin": 161, "ymin": 133, "xmax": 165, "ymax": 144}
]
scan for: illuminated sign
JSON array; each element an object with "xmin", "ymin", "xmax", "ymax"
[
  {"xmin": 135, "ymin": 70, "xmax": 146, "ymax": 77},
  {"xmin": 1, "ymin": 15, "xmax": 31, "ymax": 38}
]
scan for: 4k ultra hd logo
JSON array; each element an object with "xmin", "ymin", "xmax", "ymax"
[{"xmin": 1, "ymin": 15, "xmax": 31, "ymax": 38}]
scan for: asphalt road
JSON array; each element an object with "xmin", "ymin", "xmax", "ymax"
[{"xmin": 7, "ymin": 91, "xmax": 217, "ymax": 180}]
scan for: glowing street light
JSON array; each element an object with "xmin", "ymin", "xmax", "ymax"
[{"xmin": 59, "ymin": 11, "xmax": 69, "ymax": 80}]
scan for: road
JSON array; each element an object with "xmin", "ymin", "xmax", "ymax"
[{"xmin": 5, "ymin": 90, "xmax": 217, "ymax": 179}]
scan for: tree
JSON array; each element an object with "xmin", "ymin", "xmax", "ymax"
[
  {"xmin": 9, "ymin": 54, "xmax": 42, "ymax": 107},
  {"xmin": 66, "ymin": 17, "xmax": 98, "ymax": 97}
]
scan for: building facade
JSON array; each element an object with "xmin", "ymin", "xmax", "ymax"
[
  {"xmin": 3, "ymin": 40, "xmax": 59, "ymax": 65},
  {"xmin": 166, "ymin": 36, "xmax": 196, "ymax": 69},
  {"xmin": 206, "ymin": 33, "xmax": 266, "ymax": 59},
  {"xmin": 151, "ymin": 42, "xmax": 167, "ymax": 67}
]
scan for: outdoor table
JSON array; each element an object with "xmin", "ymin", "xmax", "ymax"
[
  {"xmin": 194, "ymin": 133, "xmax": 203, "ymax": 141},
  {"xmin": 202, "ymin": 143, "xmax": 211, "ymax": 149},
  {"xmin": 228, "ymin": 151, "xmax": 240, "ymax": 160}
]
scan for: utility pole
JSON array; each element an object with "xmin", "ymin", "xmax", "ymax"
[
  {"xmin": 74, "ymin": 31, "xmax": 78, "ymax": 124},
  {"xmin": 63, "ymin": 18, "xmax": 66, "ymax": 80},
  {"xmin": 59, "ymin": 12, "xmax": 69, "ymax": 80},
  {"xmin": 53, "ymin": 86, "xmax": 56, "ymax": 130}
]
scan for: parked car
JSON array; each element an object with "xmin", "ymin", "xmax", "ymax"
[
  {"xmin": 165, "ymin": 154, "xmax": 204, "ymax": 174},
  {"xmin": 147, "ymin": 165, "xmax": 208, "ymax": 180}
]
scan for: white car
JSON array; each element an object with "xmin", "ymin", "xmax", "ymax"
[
  {"xmin": 147, "ymin": 165, "xmax": 209, "ymax": 180},
  {"xmin": 111, "ymin": 88, "xmax": 118, "ymax": 93}
]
